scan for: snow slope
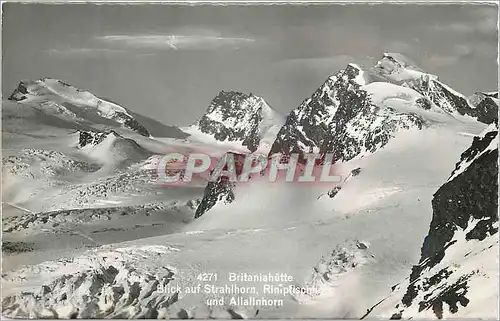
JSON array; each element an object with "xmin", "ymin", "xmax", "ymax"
[
  {"xmin": 7, "ymin": 78, "xmax": 186, "ymax": 138},
  {"xmin": 2, "ymin": 99, "xmax": 202, "ymax": 213},
  {"xmin": 366, "ymin": 124, "xmax": 499, "ymax": 319},
  {"xmin": 269, "ymin": 58, "xmax": 443, "ymax": 162}
]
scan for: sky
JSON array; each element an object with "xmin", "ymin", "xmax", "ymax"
[{"xmin": 2, "ymin": 3, "xmax": 498, "ymax": 126}]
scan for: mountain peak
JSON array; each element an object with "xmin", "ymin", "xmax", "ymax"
[
  {"xmin": 208, "ymin": 90, "xmax": 262, "ymax": 113},
  {"xmin": 183, "ymin": 90, "xmax": 284, "ymax": 153},
  {"xmin": 76, "ymin": 129, "xmax": 120, "ymax": 149},
  {"xmin": 8, "ymin": 78, "xmax": 151, "ymax": 137},
  {"xmin": 372, "ymin": 52, "xmax": 433, "ymax": 83},
  {"xmin": 215, "ymin": 89, "xmax": 252, "ymax": 98},
  {"xmin": 345, "ymin": 62, "xmax": 368, "ymax": 85},
  {"xmin": 366, "ymin": 52, "xmax": 497, "ymax": 120},
  {"xmin": 73, "ymin": 129, "xmax": 150, "ymax": 167},
  {"xmin": 380, "ymin": 52, "xmax": 423, "ymax": 71},
  {"xmin": 347, "ymin": 62, "xmax": 363, "ymax": 71}
]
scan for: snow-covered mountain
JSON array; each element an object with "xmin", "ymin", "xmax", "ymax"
[
  {"xmin": 71, "ymin": 130, "xmax": 151, "ymax": 167},
  {"xmin": 2, "ymin": 95, "xmax": 198, "ymax": 212},
  {"xmin": 269, "ymin": 60, "xmax": 428, "ymax": 161},
  {"xmin": 182, "ymin": 91, "xmax": 285, "ymax": 153},
  {"xmin": 366, "ymin": 124, "xmax": 499, "ymax": 319},
  {"xmin": 196, "ymin": 53, "xmax": 497, "ymax": 219},
  {"xmin": 270, "ymin": 53, "xmax": 496, "ymax": 162},
  {"xmin": 8, "ymin": 78, "xmax": 187, "ymax": 138},
  {"xmin": 2, "ymin": 52, "xmax": 497, "ymax": 320},
  {"xmin": 371, "ymin": 53, "xmax": 497, "ymax": 124},
  {"xmin": 199, "ymin": 53, "xmax": 478, "ymax": 217}
]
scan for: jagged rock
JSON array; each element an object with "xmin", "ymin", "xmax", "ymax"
[
  {"xmin": 194, "ymin": 152, "xmax": 246, "ymax": 218},
  {"xmin": 319, "ymin": 91, "xmax": 423, "ymax": 162},
  {"xmin": 194, "ymin": 177, "xmax": 236, "ymax": 219},
  {"xmin": 78, "ymin": 130, "xmax": 110, "ymax": 148},
  {"xmin": 356, "ymin": 240, "xmax": 370, "ymax": 250},
  {"xmin": 404, "ymin": 75, "xmax": 477, "ymax": 118},
  {"xmin": 327, "ymin": 186, "xmax": 342, "ymax": 198},
  {"xmin": 351, "ymin": 167, "xmax": 362, "ymax": 177},
  {"xmin": 393, "ymin": 124, "xmax": 498, "ymax": 318},
  {"xmin": 8, "ymin": 81, "xmax": 30, "ymax": 101},
  {"xmin": 271, "ymin": 53, "xmax": 496, "ymax": 167},
  {"xmin": 75, "ymin": 129, "xmax": 144, "ymax": 151},
  {"xmin": 270, "ymin": 64, "xmax": 369, "ymax": 159},
  {"xmin": 467, "ymin": 92, "xmax": 498, "ymax": 124},
  {"xmin": 189, "ymin": 91, "xmax": 284, "ymax": 152},
  {"xmin": 114, "ymin": 111, "xmax": 150, "ymax": 137},
  {"xmin": 1, "ymin": 246, "xmax": 179, "ymax": 319},
  {"xmin": 270, "ymin": 61, "xmax": 425, "ymax": 163}
]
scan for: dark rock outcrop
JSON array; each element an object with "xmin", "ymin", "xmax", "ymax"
[
  {"xmin": 270, "ymin": 64, "xmax": 367, "ymax": 158},
  {"xmin": 194, "ymin": 152, "xmax": 246, "ymax": 218},
  {"xmin": 193, "ymin": 91, "xmax": 282, "ymax": 152},
  {"xmin": 467, "ymin": 92, "xmax": 498, "ymax": 125},
  {"xmin": 74, "ymin": 129, "xmax": 151, "ymax": 167},
  {"xmin": 404, "ymin": 76, "xmax": 471, "ymax": 116},
  {"xmin": 270, "ymin": 63, "xmax": 424, "ymax": 162},
  {"xmin": 8, "ymin": 81, "xmax": 30, "ymax": 101},
  {"xmin": 194, "ymin": 177, "xmax": 236, "ymax": 219},
  {"xmin": 393, "ymin": 124, "xmax": 498, "ymax": 318},
  {"xmin": 112, "ymin": 111, "xmax": 150, "ymax": 137},
  {"xmin": 77, "ymin": 130, "xmax": 110, "ymax": 148},
  {"xmin": 318, "ymin": 92, "xmax": 423, "ymax": 162}
]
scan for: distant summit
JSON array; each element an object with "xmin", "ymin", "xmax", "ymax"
[
  {"xmin": 9, "ymin": 78, "xmax": 150, "ymax": 136},
  {"xmin": 270, "ymin": 52, "xmax": 498, "ymax": 161},
  {"xmin": 370, "ymin": 53, "xmax": 497, "ymax": 122},
  {"xmin": 8, "ymin": 78, "xmax": 190, "ymax": 138},
  {"xmin": 195, "ymin": 53, "xmax": 498, "ymax": 219},
  {"xmin": 72, "ymin": 129, "xmax": 151, "ymax": 167},
  {"xmin": 269, "ymin": 56, "xmax": 425, "ymax": 161},
  {"xmin": 182, "ymin": 90, "xmax": 284, "ymax": 153}
]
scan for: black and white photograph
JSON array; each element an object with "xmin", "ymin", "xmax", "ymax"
[{"xmin": 1, "ymin": 1, "xmax": 499, "ymax": 319}]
